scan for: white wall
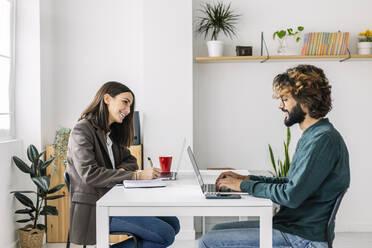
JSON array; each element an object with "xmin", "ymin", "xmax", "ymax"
[
  {"xmin": 141, "ymin": 0, "xmax": 193, "ymax": 169},
  {"xmin": 193, "ymin": 0, "xmax": 372, "ymax": 232},
  {"xmin": 41, "ymin": 0, "xmax": 143, "ymax": 144}
]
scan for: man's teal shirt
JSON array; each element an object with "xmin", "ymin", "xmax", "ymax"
[{"xmin": 240, "ymin": 118, "xmax": 350, "ymax": 242}]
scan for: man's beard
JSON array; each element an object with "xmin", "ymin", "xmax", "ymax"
[{"xmin": 283, "ymin": 103, "xmax": 306, "ymax": 127}]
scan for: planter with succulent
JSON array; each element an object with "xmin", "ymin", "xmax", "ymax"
[
  {"xmin": 273, "ymin": 26, "xmax": 304, "ymax": 55},
  {"xmin": 268, "ymin": 127, "xmax": 291, "ymax": 214},
  {"xmin": 196, "ymin": 2, "xmax": 240, "ymax": 57},
  {"xmin": 357, "ymin": 29, "xmax": 372, "ymax": 55},
  {"xmin": 11, "ymin": 145, "xmax": 65, "ymax": 248}
]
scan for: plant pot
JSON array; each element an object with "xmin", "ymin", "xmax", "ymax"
[
  {"xmin": 358, "ymin": 42, "xmax": 372, "ymax": 55},
  {"xmin": 207, "ymin": 40, "xmax": 224, "ymax": 57},
  {"xmin": 276, "ymin": 38, "xmax": 288, "ymax": 55},
  {"xmin": 18, "ymin": 225, "xmax": 44, "ymax": 248}
]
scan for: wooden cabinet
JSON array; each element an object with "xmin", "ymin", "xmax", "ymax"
[{"xmin": 45, "ymin": 144, "xmax": 143, "ymax": 243}]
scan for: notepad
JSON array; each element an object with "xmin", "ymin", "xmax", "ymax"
[{"xmin": 123, "ymin": 178, "xmax": 166, "ymax": 188}]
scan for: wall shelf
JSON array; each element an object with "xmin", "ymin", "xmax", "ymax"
[{"xmin": 195, "ymin": 54, "xmax": 372, "ymax": 63}]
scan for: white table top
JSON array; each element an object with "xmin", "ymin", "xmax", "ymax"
[{"xmin": 97, "ymin": 170, "xmax": 272, "ymax": 208}]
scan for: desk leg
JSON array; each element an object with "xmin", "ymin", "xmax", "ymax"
[
  {"xmin": 259, "ymin": 207, "xmax": 272, "ymax": 248},
  {"xmin": 96, "ymin": 206, "xmax": 109, "ymax": 248}
]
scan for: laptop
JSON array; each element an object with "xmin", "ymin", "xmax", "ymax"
[
  {"xmin": 158, "ymin": 138, "xmax": 186, "ymax": 180},
  {"xmin": 187, "ymin": 146, "xmax": 249, "ymax": 197}
]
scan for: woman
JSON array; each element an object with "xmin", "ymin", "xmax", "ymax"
[{"xmin": 67, "ymin": 81, "xmax": 180, "ymax": 247}]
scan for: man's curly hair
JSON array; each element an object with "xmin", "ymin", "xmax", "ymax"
[{"xmin": 273, "ymin": 64, "xmax": 332, "ymax": 119}]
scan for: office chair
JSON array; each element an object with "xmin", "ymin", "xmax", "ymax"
[
  {"xmin": 64, "ymin": 172, "xmax": 138, "ymax": 248},
  {"xmin": 327, "ymin": 190, "xmax": 347, "ymax": 248}
]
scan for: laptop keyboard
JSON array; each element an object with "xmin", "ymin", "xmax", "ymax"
[{"xmin": 206, "ymin": 184, "xmax": 232, "ymax": 193}]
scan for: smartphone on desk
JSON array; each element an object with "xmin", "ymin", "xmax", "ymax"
[{"xmin": 205, "ymin": 194, "xmax": 241, "ymax": 199}]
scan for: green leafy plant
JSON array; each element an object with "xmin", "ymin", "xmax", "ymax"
[
  {"xmin": 273, "ymin": 26, "xmax": 304, "ymax": 42},
  {"xmin": 268, "ymin": 127, "xmax": 291, "ymax": 177},
  {"xmin": 11, "ymin": 145, "xmax": 65, "ymax": 230},
  {"xmin": 196, "ymin": 2, "xmax": 240, "ymax": 40},
  {"xmin": 53, "ymin": 127, "xmax": 71, "ymax": 169}
]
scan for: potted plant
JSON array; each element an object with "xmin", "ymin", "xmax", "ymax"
[
  {"xmin": 53, "ymin": 127, "xmax": 71, "ymax": 170},
  {"xmin": 273, "ymin": 26, "xmax": 304, "ymax": 55},
  {"xmin": 196, "ymin": 2, "xmax": 240, "ymax": 57},
  {"xmin": 11, "ymin": 145, "xmax": 65, "ymax": 248},
  {"xmin": 267, "ymin": 127, "xmax": 291, "ymax": 215},
  {"xmin": 357, "ymin": 29, "xmax": 372, "ymax": 55},
  {"xmin": 268, "ymin": 127, "xmax": 291, "ymax": 178}
]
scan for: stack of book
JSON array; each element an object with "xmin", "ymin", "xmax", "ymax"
[{"xmin": 301, "ymin": 32, "xmax": 350, "ymax": 56}]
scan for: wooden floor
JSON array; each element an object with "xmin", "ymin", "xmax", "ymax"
[{"xmin": 45, "ymin": 232, "xmax": 372, "ymax": 248}]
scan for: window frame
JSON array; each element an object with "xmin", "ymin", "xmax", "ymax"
[{"xmin": 0, "ymin": 0, "xmax": 15, "ymax": 140}]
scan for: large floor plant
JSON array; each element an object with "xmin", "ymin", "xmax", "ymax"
[{"xmin": 11, "ymin": 145, "xmax": 65, "ymax": 248}]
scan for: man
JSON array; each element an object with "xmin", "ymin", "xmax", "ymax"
[{"xmin": 199, "ymin": 64, "xmax": 350, "ymax": 248}]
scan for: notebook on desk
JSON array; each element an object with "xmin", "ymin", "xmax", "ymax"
[
  {"xmin": 187, "ymin": 146, "xmax": 248, "ymax": 198},
  {"xmin": 123, "ymin": 178, "xmax": 166, "ymax": 188}
]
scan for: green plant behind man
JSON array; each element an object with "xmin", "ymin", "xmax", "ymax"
[{"xmin": 269, "ymin": 127, "xmax": 291, "ymax": 178}]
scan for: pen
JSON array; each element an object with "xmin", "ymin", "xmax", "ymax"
[{"xmin": 147, "ymin": 157, "xmax": 154, "ymax": 168}]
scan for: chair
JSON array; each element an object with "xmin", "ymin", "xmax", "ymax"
[
  {"xmin": 64, "ymin": 172, "xmax": 138, "ymax": 248},
  {"xmin": 327, "ymin": 190, "xmax": 347, "ymax": 248}
]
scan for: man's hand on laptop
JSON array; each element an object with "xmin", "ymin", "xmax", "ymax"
[
  {"xmin": 216, "ymin": 176, "xmax": 244, "ymax": 192},
  {"xmin": 216, "ymin": 171, "xmax": 250, "ymax": 184}
]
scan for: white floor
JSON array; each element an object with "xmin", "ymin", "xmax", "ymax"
[{"xmin": 45, "ymin": 232, "xmax": 372, "ymax": 248}]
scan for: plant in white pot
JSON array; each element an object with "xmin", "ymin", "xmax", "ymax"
[
  {"xmin": 196, "ymin": 2, "xmax": 240, "ymax": 57},
  {"xmin": 357, "ymin": 29, "xmax": 372, "ymax": 55},
  {"xmin": 11, "ymin": 145, "xmax": 65, "ymax": 248}
]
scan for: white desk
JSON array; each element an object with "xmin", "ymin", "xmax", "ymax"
[{"xmin": 96, "ymin": 171, "xmax": 273, "ymax": 248}]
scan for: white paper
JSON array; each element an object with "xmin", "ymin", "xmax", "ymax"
[{"xmin": 123, "ymin": 178, "xmax": 166, "ymax": 188}]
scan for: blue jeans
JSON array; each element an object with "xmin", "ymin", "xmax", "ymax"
[
  {"xmin": 110, "ymin": 216, "xmax": 180, "ymax": 248},
  {"xmin": 199, "ymin": 221, "xmax": 328, "ymax": 248}
]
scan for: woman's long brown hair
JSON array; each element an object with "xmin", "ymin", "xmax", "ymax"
[{"xmin": 79, "ymin": 81, "xmax": 135, "ymax": 147}]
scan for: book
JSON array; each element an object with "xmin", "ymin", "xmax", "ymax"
[{"xmin": 123, "ymin": 178, "xmax": 166, "ymax": 188}]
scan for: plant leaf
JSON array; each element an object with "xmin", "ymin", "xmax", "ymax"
[
  {"xmin": 37, "ymin": 224, "xmax": 46, "ymax": 230},
  {"xmin": 40, "ymin": 205, "xmax": 58, "ymax": 216},
  {"xmin": 16, "ymin": 219, "xmax": 32, "ymax": 223},
  {"xmin": 27, "ymin": 145, "xmax": 39, "ymax": 163},
  {"xmin": 15, "ymin": 209, "xmax": 35, "ymax": 214},
  {"xmin": 12, "ymin": 156, "xmax": 32, "ymax": 174},
  {"xmin": 13, "ymin": 192, "xmax": 35, "ymax": 210},
  {"xmin": 40, "ymin": 157, "xmax": 55, "ymax": 171},
  {"xmin": 45, "ymin": 194, "xmax": 65, "ymax": 200},
  {"xmin": 268, "ymin": 145, "xmax": 277, "ymax": 176},
  {"xmin": 298, "ymin": 26, "xmax": 304, "ymax": 31},
  {"xmin": 32, "ymin": 176, "xmax": 50, "ymax": 193},
  {"xmin": 47, "ymin": 184, "xmax": 65, "ymax": 194}
]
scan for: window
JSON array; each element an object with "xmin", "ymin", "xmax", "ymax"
[{"xmin": 0, "ymin": 0, "xmax": 14, "ymax": 140}]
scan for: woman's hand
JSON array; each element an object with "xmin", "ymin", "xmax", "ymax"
[{"xmin": 137, "ymin": 168, "xmax": 162, "ymax": 180}]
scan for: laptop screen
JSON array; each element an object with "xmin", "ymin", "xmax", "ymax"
[{"xmin": 187, "ymin": 146, "xmax": 205, "ymax": 192}]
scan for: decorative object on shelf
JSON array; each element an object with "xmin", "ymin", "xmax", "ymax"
[
  {"xmin": 53, "ymin": 127, "xmax": 71, "ymax": 172},
  {"xmin": 357, "ymin": 29, "xmax": 372, "ymax": 55},
  {"xmin": 11, "ymin": 145, "xmax": 65, "ymax": 248},
  {"xmin": 196, "ymin": 2, "xmax": 240, "ymax": 57},
  {"xmin": 273, "ymin": 26, "xmax": 304, "ymax": 55},
  {"xmin": 268, "ymin": 127, "xmax": 291, "ymax": 178},
  {"xmin": 302, "ymin": 32, "xmax": 350, "ymax": 56},
  {"xmin": 236, "ymin": 46, "xmax": 252, "ymax": 56}
]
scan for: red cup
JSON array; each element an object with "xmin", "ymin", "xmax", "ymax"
[{"xmin": 159, "ymin": 156, "xmax": 172, "ymax": 172}]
